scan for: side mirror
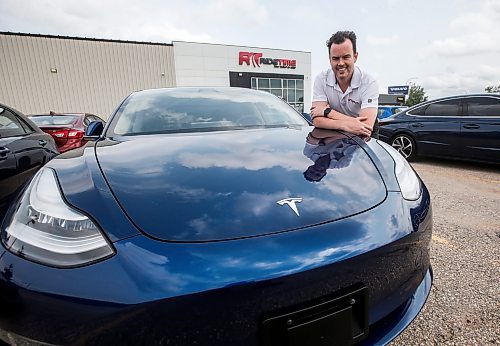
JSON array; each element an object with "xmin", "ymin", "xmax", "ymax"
[{"xmin": 84, "ymin": 121, "xmax": 104, "ymax": 141}]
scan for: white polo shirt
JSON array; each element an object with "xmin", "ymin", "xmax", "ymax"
[{"xmin": 312, "ymin": 66, "xmax": 379, "ymax": 117}]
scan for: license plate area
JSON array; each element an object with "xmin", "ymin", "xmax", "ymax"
[{"xmin": 261, "ymin": 287, "xmax": 368, "ymax": 346}]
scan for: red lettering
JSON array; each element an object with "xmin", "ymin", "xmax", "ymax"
[
  {"xmin": 239, "ymin": 52, "xmax": 252, "ymax": 66},
  {"xmin": 253, "ymin": 53, "xmax": 263, "ymax": 67},
  {"xmin": 239, "ymin": 52, "xmax": 263, "ymax": 67}
]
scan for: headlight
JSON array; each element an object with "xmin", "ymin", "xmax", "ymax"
[
  {"xmin": 377, "ymin": 140, "xmax": 421, "ymax": 200},
  {"xmin": 1, "ymin": 168, "xmax": 115, "ymax": 267}
]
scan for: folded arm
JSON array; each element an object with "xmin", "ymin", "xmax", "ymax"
[{"xmin": 310, "ymin": 102, "xmax": 376, "ymax": 137}]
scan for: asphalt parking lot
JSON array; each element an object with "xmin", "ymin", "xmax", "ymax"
[{"xmin": 392, "ymin": 158, "xmax": 500, "ymax": 345}]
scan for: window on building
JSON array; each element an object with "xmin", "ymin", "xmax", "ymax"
[{"xmin": 251, "ymin": 77, "xmax": 304, "ymax": 113}]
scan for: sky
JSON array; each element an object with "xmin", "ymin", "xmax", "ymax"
[{"xmin": 1, "ymin": 0, "xmax": 499, "ymax": 99}]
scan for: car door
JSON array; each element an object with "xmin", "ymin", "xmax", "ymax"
[
  {"xmin": 408, "ymin": 98, "xmax": 462, "ymax": 158},
  {"xmin": 460, "ymin": 96, "xmax": 500, "ymax": 163},
  {"xmin": 0, "ymin": 111, "xmax": 20, "ymax": 210},
  {"xmin": 0, "ymin": 107, "xmax": 49, "ymax": 212}
]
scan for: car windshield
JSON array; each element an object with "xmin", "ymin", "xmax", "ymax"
[
  {"xmin": 108, "ymin": 87, "xmax": 308, "ymax": 135},
  {"xmin": 30, "ymin": 115, "xmax": 78, "ymax": 126}
]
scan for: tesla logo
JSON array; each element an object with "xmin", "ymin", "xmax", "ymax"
[
  {"xmin": 277, "ymin": 198, "xmax": 303, "ymax": 216},
  {"xmin": 239, "ymin": 52, "xmax": 297, "ymax": 69}
]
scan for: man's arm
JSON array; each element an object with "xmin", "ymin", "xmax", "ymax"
[
  {"xmin": 311, "ymin": 102, "xmax": 373, "ymax": 137},
  {"xmin": 359, "ymin": 107, "xmax": 377, "ymax": 130}
]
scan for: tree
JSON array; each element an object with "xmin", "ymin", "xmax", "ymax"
[
  {"xmin": 405, "ymin": 83, "xmax": 428, "ymax": 107},
  {"xmin": 485, "ymin": 85, "xmax": 500, "ymax": 93}
]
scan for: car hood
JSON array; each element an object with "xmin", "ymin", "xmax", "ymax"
[{"xmin": 95, "ymin": 127, "xmax": 387, "ymax": 242}]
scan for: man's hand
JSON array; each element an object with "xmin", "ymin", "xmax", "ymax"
[
  {"xmin": 312, "ymin": 111, "xmax": 372, "ymax": 137},
  {"xmin": 310, "ymin": 104, "xmax": 329, "ymax": 118},
  {"xmin": 343, "ymin": 116, "xmax": 372, "ymax": 137}
]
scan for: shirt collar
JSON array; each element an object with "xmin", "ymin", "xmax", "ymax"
[
  {"xmin": 351, "ymin": 66, "xmax": 361, "ymax": 88},
  {"xmin": 326, "ymin": 69, "xmax": 336, "ymax": 87}
]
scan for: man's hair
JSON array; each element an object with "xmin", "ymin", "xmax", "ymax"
[{"xmin": 326, "ymin": 31, "xmax": 357, "ymax": 54}]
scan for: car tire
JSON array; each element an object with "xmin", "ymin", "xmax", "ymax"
[{"xmin": 391, "ymin": 134, "xmax": 416, "ymax": 161}]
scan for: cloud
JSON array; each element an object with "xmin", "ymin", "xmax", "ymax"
[
  {"xmin": 203, "ymin": 0, "xmax": 269, "ymax": 26},
  {"xmin": 449, "ymin": 0, "xmax": 500, "ymax": 31},
  {"xmin": 422, "ymin": 65, "xmax": 500, "ymax": 96},
  {"xmin": 106, "ymin": 25, "xmax": 213, "ymax": 45},
  {"xmin": 422, "ymin": 35, "xmax": 500, "ymax": 58},
  {"xmin": 0, "ymin": 0, "xmax": 214, "ymax": 43},
  {"xmin": 421, "ymin": 0, "xmax": 500, "ymax": 58},
  {"xmin": 275, "ymin": 235, "xmax": 374, "ymax": 276},
  {"xmin": 408, "ymin": 0, "xmax": 500, "ymax": 97},
  {"xmin": 180, "ymin": 150, "xmax": 306, "ymax": 172},
  {"xmin": 367, "ymin": 34, "xmax": 400, "ymax": 46}
]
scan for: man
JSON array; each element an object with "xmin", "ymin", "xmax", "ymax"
[{"xmin": 310, "ymin": 31, "xmax": 379, "ymax": 138}]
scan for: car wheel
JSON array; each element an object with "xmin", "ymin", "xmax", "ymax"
[{"xmin": 391, "ymin": 134, "xmax": 416, "ymax": 161}]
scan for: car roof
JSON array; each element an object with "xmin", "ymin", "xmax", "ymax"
[
  {"xmin": 408, "ymin": 93, "xmax": 500, "ymax": 110},
  {"xmin": 29, "ymin": 113, "xmax": 91, "ymax": 117},
  {"xmin": 131, "ymin": 86, "xmax": 274, "ymax": 98}
]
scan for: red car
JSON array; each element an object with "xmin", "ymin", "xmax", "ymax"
[{"xmin": 29, "ymin": 112, "xmax": 105, "ymax": 153}]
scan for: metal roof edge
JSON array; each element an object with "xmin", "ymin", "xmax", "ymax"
[
  {"xmin": 0, "ymin": 31, "xmax": 173, "ymax": 46},
  {"xmin": 172, "ymin": 40, "xmax": 311, "ymax": 54}
]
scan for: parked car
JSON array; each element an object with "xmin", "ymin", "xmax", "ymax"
[
  {"xmin": 0, "ymin": 104, "xmax": 59, "ymax": 217},
  {"xmin": 379, "ymin": 94, "xmax": 500, "ymax": 163},
  {"xmin": 0, "ymin": 88, "xmax": 432, "ymax": 346},
  {"xmin": 29, "ymin": 112, "xmax": 105, "ymax": 153},
  {"xmin": 377, "ymin": 105, "xmax": 408, "ymax": 119}
]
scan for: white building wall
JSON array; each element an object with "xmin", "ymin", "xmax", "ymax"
[
  {"xmin": 173, "ymin": 41, "xmax": 312, "ymax": 109},
  {"xmin": 0, "ymin": 33, "xmax": 176, "ymax": 119}
]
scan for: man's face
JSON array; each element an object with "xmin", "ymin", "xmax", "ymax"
[{"xmin": 329, "ymin": 39, "xmax": 358, "ymax": 83}]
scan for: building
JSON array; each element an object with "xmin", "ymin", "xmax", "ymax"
[
  {"xmin": 0, "ymin": 32, "xmax": 311, "ymax": 119},
  {"xmin": 379, "ymin": 94, "xmax": 405, "ymax": 105}
]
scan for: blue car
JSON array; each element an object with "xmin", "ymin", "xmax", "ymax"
[
  {"xmin": 0, "ymin": 88, "xmax": 432, "ymax": 345},
  {"xmin": 379, "ymin": 94, "xmax": 500, "ymax": 162}
]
